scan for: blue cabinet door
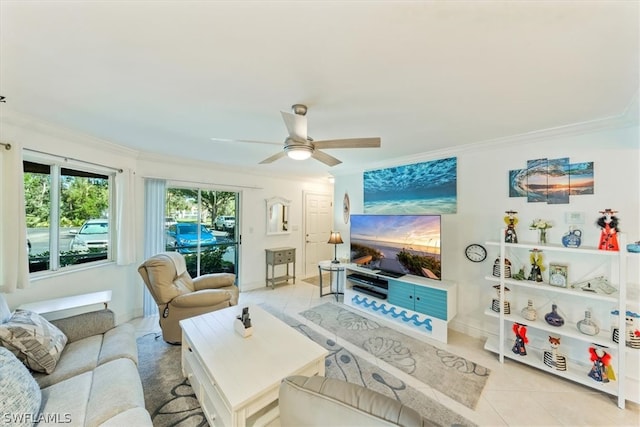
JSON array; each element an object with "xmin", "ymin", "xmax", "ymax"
[
  {"xmin": 387, "ymin": 280, "xmax": 414, "ymax": 310},
  {"xmin": 414, "ymin": 286, "xmax": 447, "ymax": 320}
]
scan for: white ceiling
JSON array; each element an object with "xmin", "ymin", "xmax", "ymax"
[{"xmin": 1, "ymin": 1, "xmax": 638, "ymax": 178}]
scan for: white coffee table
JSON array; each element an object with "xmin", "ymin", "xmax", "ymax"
[{"xmin": 180, "ymin": 304, "xmax": 327, "ymax": 427}]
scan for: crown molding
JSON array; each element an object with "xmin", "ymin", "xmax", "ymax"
[
  {"xmin": 0, "ymin": 108, "xmax": 140, "ymax": 158},
  {"xmin": 335, "ymin": 106, "xmax": 639, "ymax": 176}
]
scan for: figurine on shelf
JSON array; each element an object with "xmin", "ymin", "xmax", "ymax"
[
  {"xmin": 543, "ymin": 336, "xmax": 567, "ymax": 371},
  {"xmin": 587, "ymin": 346, "xmax": 615, "ymax": 383},
  {"xmin": 491, "ymin": 284, "xmax": 511, "ymax": 314},
  {"xmin": 597, "ymin": 209, "xmax": 620, "ymax": 251},
  {"xmin": 492, "ymin": 256, "xmax": 512, "ymax": 278},
  {"xmin": 504, "ymin": 210, "xmax": 519, "ymax": 243},
  {"xmin": 612, "ymin": 310, "xmax": 640, "ymax": 349},
  {"xmin": 527, "ymin": 249, "xmax": 544, "ymax": 282},
  {"xmin": 512, "ymin": 323, "xmax": 528, "ymax": 356}
]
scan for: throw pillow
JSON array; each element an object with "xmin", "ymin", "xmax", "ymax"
[
  {"xmin": 0, "ymin": 346, "xmax": 42, "ymax": 427},
  {"xmin": 0, "ymin": 309, "xmax": 68, "ymax": 374}
]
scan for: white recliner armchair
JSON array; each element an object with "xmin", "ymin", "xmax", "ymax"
[{"xmin": 138, "ymin": 251, "xmax": 239, "ymax": 344}]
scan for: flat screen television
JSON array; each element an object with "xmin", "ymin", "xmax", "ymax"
[{"xmin": 350, "ymin": 214, "xmax": 441, "ymax": 280}]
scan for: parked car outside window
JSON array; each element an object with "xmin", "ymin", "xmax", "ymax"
[
  {"xmin": 214, "ymin": 215, "xmax": 235, "ymax": 231},
  {"xmin": 69, "ymin": 219, "xmax": 109, "ymax": 252},
  {"xmin": 166, "ymin": 223, "xmax": 217, "ymax": 253}
]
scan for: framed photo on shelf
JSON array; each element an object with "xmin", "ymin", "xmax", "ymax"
[{"xmin": 549, "ymin": 263, "xmax": 568, "ymax": 287}]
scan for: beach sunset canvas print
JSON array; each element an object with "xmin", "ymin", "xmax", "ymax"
[{"xmin": 509, "ymin": 158, "xmax": 594, "ymax": 204}]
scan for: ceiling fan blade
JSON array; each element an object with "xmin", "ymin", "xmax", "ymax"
[
  {"xmin": 281, "ymin": 111, "xmax": 307, "ymax": 141},
  {"xmin": 311, "ymin": 150, "xmax": 342, "ymax": 167},
  {"xmin": 313, "ymin": 137, "xmax": 381, "ymax": 149},
  {"xmin": 259, "ymin": 151, "xmax": 287, "ymax": 164},
  {"xmin": 211, "ymin": 137, "xmax": 282, "ymax": 146}
]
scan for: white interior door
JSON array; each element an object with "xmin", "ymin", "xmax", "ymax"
[{"xmin": 304, "ymin": 192, "xmax": 333, "ymax": 277}]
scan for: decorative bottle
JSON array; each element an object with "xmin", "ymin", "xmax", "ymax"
[
  {"xmin": 577, "ymin": 310, "xmax": 600, "ymax": 336},
  {"xmin": 544, "ymin": 304, "xmax": 564, "ymax": 327},
  {"xmin": 521, "ymin": 299, "xmax": 537, "ymax": 321}
]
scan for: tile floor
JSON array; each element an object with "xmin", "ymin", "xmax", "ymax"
[{"xmin": 133, "ymin": 280, "xmax": 640, "ymax": 426}]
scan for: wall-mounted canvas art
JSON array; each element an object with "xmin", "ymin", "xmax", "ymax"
[
  {"xmin": 364, "ymin": 157, "xmax": 457, "ymax": 214},
  {"xmin": 508, "ymin": 158, "xmax": 594, "ymax": 204},
  {"xmin": 568, "ymin": 162, "xmax": 594, "ymax": 195}
]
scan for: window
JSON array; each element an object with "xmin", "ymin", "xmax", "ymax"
[
  {"xmin": 24, "ymin": 159, "xmax": 115, "ymax": 273},
  {"xmin": 165, "ymin": 187, "xmax": 238, "ymax": 278}
]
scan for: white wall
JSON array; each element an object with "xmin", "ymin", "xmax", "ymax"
[
  {"xmin": 333, "ymin": 123, "xmax": 640, "ymax": 339},
  {"xmin": 0, "ymin": 112, "xmax": 332, "ymax": 322}
]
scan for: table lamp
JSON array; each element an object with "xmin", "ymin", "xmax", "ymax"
[{"xmin": 327, "ymin": 231, "xmax": 343, "ymax": 263}]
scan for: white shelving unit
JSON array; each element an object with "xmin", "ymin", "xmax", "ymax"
[{"xmin": 484, "ymin": 230, "xmax": 638, "ymax": 409}]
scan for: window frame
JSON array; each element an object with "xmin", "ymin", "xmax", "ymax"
[{"xmin": 24, "ymin": 154, "xmax": 117, "ymax": 277}]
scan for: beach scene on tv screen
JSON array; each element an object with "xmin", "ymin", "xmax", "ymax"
[{"xmin": 350, "ymin": 214, "xmax": 441, "ymax": 280}]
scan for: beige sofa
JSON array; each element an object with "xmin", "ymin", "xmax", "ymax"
[
  {"xmin": 278, "ymin": 375, "xmax": 437, "ymax": 427},
  {"xmin": 0, "ymin": 302, "xmax": 151, "ymax": 426}
]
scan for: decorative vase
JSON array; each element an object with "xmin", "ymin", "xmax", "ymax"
[
  {"xmin": 521, "ymin": 299, "xmax": 537, "ymax": 321},
  {"xmin": 562, "ymin": 228, "xmax": 582, "ymax": 248},
  {"xmin": 544, "ymin": 304, "xmax": 564, "ymax": 327},
  {"xmin": 577, "ymin": 310, "xmax": 600, "ymax": 336},
  {"xmin": 538, "ymin": 229, "xmax": 547, "ymax": 245}
]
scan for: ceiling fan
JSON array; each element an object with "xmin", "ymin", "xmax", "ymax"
[{"xmin": 211, "ymin": 104, "xmax": 381, "ymax": 167}]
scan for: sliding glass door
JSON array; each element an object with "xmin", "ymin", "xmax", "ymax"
[{"xmin": 165, "ymin": 187, "xmax": 238, "ymax": 279}]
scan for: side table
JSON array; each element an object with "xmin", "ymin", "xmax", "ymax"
[{"xmin": 318, "ymin": 261, "xmax": 345, "ymax": 301}]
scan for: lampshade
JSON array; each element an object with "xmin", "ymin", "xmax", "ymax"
[
  {"xmin": 327, "ymin": 231, "xmax": 343, "ymax": 245},
  {"xmin": 286, "ymin": 146, "xmax": 313, "ymax": 160}
]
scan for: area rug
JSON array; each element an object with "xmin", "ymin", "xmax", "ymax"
[
  {"xmin": 301, "ymin": 273, "xmax": 329, "ymax": 286},
  {"xmin": 137, "ymin": 333, "xmax": 206, "ymax": 427},
  {"xmin": 300, "ymin": 302, "xmax": 490, "ymax": 410},
  {"xmin": 137, "ymin": 309, "xmax": 475, "ymax": 427}
]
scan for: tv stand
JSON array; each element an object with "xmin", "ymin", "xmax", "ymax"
[{"xmin": 345, "ymin": 265, "xmax": 457, "ymax": 343}]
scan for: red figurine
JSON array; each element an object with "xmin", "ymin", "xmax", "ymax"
[
  {"xmin": 512, "ymin": 323, "xmax": 528, "ymax": 356},
  {"xmin": 588, "ymin": 346, "xmax": 616, "ymax": 382},
  {"xmin": 597, "ymin": 209, "xmax": 619, "ymax": 251}
]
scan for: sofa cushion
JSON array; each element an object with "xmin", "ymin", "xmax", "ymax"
[
  {"xmin": 98, "ymin": 323, "xmax": 138, "ymax": 366},
  {"xmin": 50, "ymin": 309, "xmax": 115, "ymax": 343},
  {"xmin": 85, "ymin": 358, "xmax": 147, "ymax": 427},
  {"xmin": 98, "ymin": 407, "xmax": 153, "ymax": 426},
  {"xmin": 40, "ymin": 370, "xmax": 93, "ymax": 426},
  {"xmin": 0, "ymin": 347, "xmax": 42, "ymax": 427},
  {"xmin": 0, "ymin": 293, "xmax": 12, "ymax": 323},
  {"xmin": 33, "ymin": 335, "xmax": 102, "ymax": 388},
  {"xmin": 0, "ymin": 309, "xmax": 67, "ymax": 374},
  {"xmin": 279, "ymin": 375, "xmax": 434, "ymax": 427}
]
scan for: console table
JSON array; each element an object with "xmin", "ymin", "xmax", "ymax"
[{"xmin": 265, "ymin": 247, "xmax": 296, "ymax": 289}]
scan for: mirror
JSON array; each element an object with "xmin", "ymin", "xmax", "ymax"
[{"xmin": 266, "ymin": 197, "xmax": 290, "ymax": 235}]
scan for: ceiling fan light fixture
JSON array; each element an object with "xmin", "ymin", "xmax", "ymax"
[{"xmin": 285, "ymin": 145, "xmax": 313, "ymax": 160}]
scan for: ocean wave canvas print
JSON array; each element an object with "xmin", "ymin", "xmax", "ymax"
[
  {"xmin": 509, "ymin": 158, "xmax": 594, "ymax": 204},
  {"xmin": 363, "ymin": 157, "xmax": 457, "ymax": 214}
]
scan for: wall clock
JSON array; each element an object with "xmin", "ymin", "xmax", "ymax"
[
  {"xmin": 465, "ymin": 244, "xmax": 487, "ymax": 262},
  {"xmin": 343, "ymin": 192, "xmax": 350, "ymax": 224}
]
